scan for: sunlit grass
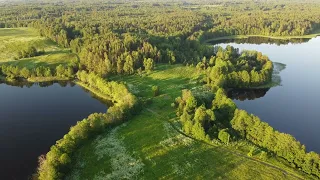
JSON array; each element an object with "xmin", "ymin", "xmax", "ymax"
[
  {"xmin": 0, "ymin": 28, "xmax": 76, "ymax": 67},
  {"xmin": 67, "ymin": 64, "xmax": 308, "ymax": 179}
]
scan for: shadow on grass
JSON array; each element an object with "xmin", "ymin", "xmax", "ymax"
[
  {"xmin": 116, "ymin": 108, "xmax": 243, "ymax": 179},
  {"xmin": 43, "ymin": 49, "xmax": 72, "ymax": 55},
  {"xmin": 110, "ymin": 66, "xmax": 202, "ymax": 99},
  {"xmin": 1, "ymin": 58, "xmax": 62, "ymax": 68}
]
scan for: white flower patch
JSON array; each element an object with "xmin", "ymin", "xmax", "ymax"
[
  {"xmin": 160, "ymin": 122, "xmax": 194, "ymax": 148},
  {"xmin": 160, "ymin": 134, "xmax": 194, "ymax": 148},
  {"xmin": 162, "ymin": 122, "xmax": 178, "ymax": 138},
  {"xmin": 170, "ymin": 160, "xmax": 194, "ymax": 177},
  {"xmin": 94, "ymin": 124, "xmax": 144, "ymax": 179},
  {"xmin": 126, "ymin": 84, "xmax": 140, "ymax": 94},
  {"xmin": 172, "ymin": 164, "xmax": 185, "ymax": 176}
]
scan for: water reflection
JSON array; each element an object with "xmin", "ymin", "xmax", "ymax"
[
  {"xmin": 0, "ymin": 80, "xmax": 75, "ymax": 88},
  {"xmin": 0, "ymin": 81, "xmax": 108, "ymax": 179},
  {"xmin": 0, "ymin": 80, "xmax": 113, "ymax": 106},
  {"xmin": 227, "ymin": 88, "xmax": 270, "ymax": 101},
  {"xmin": 209, "ymin": 36, "xmax": 311, "ymax": 45},
  {"xmin": 215, "ymin": 37, "xmax": 320, "ymax": 153}
]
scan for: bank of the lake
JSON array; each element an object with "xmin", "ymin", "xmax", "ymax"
[
  {"xmin": 0, "ymin": 81, "xmax": 108, "ymax": 180},
  {"xmin": 215, "ymin": 36, "xmax": 320, "ymax": 153},
  {"xmin": 75, "ymin": 81, "xmax": 114, "ymax": 102},
  {"xmin": 27, "ymin": 76, "xmax": 71, "ymax": 82},
  {"xmin": 204, "ymin": 33, "xmax": 320, "ymax": 44}
]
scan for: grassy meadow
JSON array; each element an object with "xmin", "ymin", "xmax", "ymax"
[
  {"xmin": 66, "ymin": 64, "xmax": 310, "ymax": 180},
  {"xmin": 0, "ymin": 28, "xmax": 77, "ymax": 68}
]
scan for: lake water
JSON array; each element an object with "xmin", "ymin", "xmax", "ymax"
[
  {"xmin": 213, "ymin": 36, "xmax": 320, "ymax": 153},
  {"xmin": 0, "ymin": 81, "xmax": 108, "ymax": 180}
]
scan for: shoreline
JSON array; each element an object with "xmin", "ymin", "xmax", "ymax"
[
  {"xmin": 75, "ymin": 81, "xmax": 115, "ymax": 103},
  {"xmin": 27, "ymin": 76, "xmax": 71, "ymax": 82},
  {"xmin": 0, "ymin": 75, "xmax": 114, "ymax": 103},
  {"xmin": 204, "ymin": 33, "xmax": 320, "ymax": 44}
]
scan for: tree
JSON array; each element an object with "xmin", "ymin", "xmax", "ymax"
[
  {"xmin": 20, "ymin": 67, "xmax": 31, "ymax": 78},
  {"xmin": 183, "ymin": 120, "xmax": 193, "ymax": 135},
  {"xmin": 194, "ymin": 105, "xmax": 208, "ymax": 125},
  {"xmin": 56, "ymin": 65, "xmax": 65, "ymax": 77},
  {"xmin": 218, "ymin": 129, "xmax": 230, "ymax": 145},
  {"xmin": 123, "ymin": 55, "xmax": 134, "ymax": 74},
  {"xmin": 143, "ymin": 58, "xmax": 154, "ymax": 72},
  {"xmin": 44, "ymin": 68, "xmax": 52, "ymax": 77},
  {"xmin": 247, "ymin": 147, "xmax": 255, "ymax": 157},
  {"xmin": 185, "ymin": 95, "xmax": 197, "ymax": 112},
  {"xmin": 259, "ymin": 151, "xmax": 268, "ymax": 161}
]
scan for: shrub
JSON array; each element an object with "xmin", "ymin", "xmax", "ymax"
[{"xmin": 152, "ymin": 85, "xmax": 160, "ymax": 97}]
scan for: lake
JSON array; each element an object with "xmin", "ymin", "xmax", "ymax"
[
  {"xmin": 213, "ymin": 36, "xmax": 320, "ymax": 153},
  {"xmin": 0, "ymin": 81, "xmax": 108, "ymax": 180}
]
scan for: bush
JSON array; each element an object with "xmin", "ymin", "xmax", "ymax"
[
  {"xmin": 259, "ymin": 151, "xmax": 268, "ymax": 161},
  {"xmin": 152, "ymin": 85, "xmax": 160, "ymax": 97},
  {"xmin": 218, "ymin": 129, "xmax": 230, "ymax": 145}
]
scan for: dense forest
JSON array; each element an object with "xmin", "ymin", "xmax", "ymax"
[
  {"xmin": 1, "ymin": 0, "xmax": 320, "ymax": 179},
  {"xmin": 2, "ymin": 0, "xmax": 320, "ymax": 76},
  {"xmin": 196, "ymin": 46, "xmax": 273, "ymax": 89}
]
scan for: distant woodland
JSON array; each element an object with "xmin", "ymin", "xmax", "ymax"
[{"xmin": 1, "ymin": 0, "xmax": 320, "ymax": 77}]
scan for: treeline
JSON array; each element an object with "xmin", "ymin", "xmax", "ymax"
[
  {"xmin": 174, "ymin": 45, "xmax": 319, "ymax": 179},
  {"xmin": 0, "ymin": 0, "xmax": 214, "ymax": 75},
  {"xmin": 5, "ymin": 0, "xmax": 318, "ymax": 76},
  {"xmin": 195, "ymin": 1, "xmax": 320, "ymax": 41},
  {"xmin": 175, "ymin": 88, "xmax": 320, "ymax": 178},
  {"xmin": 14, "ymin": 46, "xmax": 44, "ymax": 60},
  {"xmin": 175, "ymin": 88, "xmax": 236, "ymax": 144},
  {"xmin": 196, "ymin": 46, "xmax": 273, "ymax": 90},
  {"xmin": 210, "ymin": 37, "xmax": 311, "ymax": 46},
  {"xmin": 0, "ymin": 63, "xmax": 77, "ymax": 80},
  {"xmin": 32, "ymin": 22, "xmax": 214, "ymax": 75},
  {"xmin": 76, "ymin": 35, "xmax": 160, "ymax": 76},
  {"xmin": 175, "ymin": 47, "xmax": 274, "ymax": 144},
  {"xmin": 37, "ymin": 71, "xmax": 138, "ymax": 180},
  {"xmin": 1, "ymin": 80, "xmax": 75, "ymax": 89},
  {"xmin": 232, "ymin": 110, "xmax": 320, "ymax": 177}
]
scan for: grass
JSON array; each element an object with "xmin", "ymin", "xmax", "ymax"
[
  {"xmin": 0, "ymin": 28, "xmax": 77, "ymax": 68},
  {"xmin": 67, "ymin": 64, "xmax": 310, "ymax": 179}
]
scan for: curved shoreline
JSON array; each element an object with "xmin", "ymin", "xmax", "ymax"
[
  {"xmin": 75, "ymin": 81, "xmax": 114, "ymax": 103},
  {"xmin": 204, "ymin": 33, "xmax": 320, "ymax": 44}
]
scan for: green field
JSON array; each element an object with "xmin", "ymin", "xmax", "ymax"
[
  {"xmin": 0, "ymin": 28, "xmax": 77, "ymax": 68},
  {"xmin": 66, "ymin": 64, "xmax": 309, "ymax": 180}
]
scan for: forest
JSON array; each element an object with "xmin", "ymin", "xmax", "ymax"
[
  {"xmin": 3, "ymin": 0, "xmax": 320, "ymax": 77},
  {"xmin": 0, "ymin": 0, "xmax": 320, "ymax": 179}
]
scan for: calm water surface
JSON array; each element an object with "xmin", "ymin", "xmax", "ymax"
[
  {"xmin": 215, "ymin": 37, "xmax": 320, "ymax": 153},
  {"xmin": 0, "ymin": 81, "xmax": 108, "ymax": 180}
]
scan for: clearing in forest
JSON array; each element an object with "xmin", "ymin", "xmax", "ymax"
[{"xmin": 0, "ymin": 28, "xmax": 77, "ymax": 68}]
